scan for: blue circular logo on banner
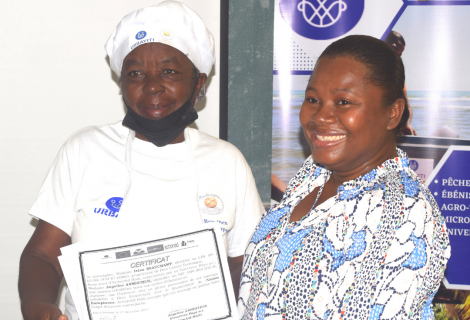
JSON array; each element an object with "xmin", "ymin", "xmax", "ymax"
[
  {"xmin": 279, "ymin": 0, "xmax": 364, "ymax": 40},
  {"xmin": 106, "ymin": 197, "xmax": 123, "ymax": 212},
  {"xmin": 135, "ymin": 31, "xmax": 147, "ymax": 40}
]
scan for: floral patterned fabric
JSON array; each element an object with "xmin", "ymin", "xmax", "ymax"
[{"xmin": 238, "ymin": 149, "xmax": 450, "ymax": 320}]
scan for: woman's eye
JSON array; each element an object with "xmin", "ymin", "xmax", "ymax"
[
  {"xmin": 306, "ymin": 98, "xmax": 319, "ymax": 104},
  {"xmin": 163, "ymin": 69, "xmax": 176, "ymax": 75},
  {"xmin": 129, "ymin": 71, "xmax": 142, "ymax": 77},
  {"xmin": 338, "ymin": 100, "xmax": 350, "ymax": 105}
]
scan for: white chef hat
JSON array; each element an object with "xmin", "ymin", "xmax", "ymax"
[{"xmin": 105, "ymin": 0, "xmax": 215, "ymax": 78}]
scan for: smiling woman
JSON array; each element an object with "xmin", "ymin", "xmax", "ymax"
[
  {"xmin": 122, "ymin": 43, "xmax": 203, "ymax": 120},
  {"xmin": 18, "ymin": 2, "xmax": 264, "ymax": 320},
  {"xmin": 121, "ymin": 43, "xmax": 207, "ymax": 145},
  {"xmin": 238, "ymin": 35, "xmax": 450, "ymax": 320},
  {"xmin": 299, "ymin": 56, "xmax": 401, "ymax": 183}
]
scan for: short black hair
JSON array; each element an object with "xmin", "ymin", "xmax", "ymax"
[{"xmin": 317, "ymin": 35, "xmax": 409, "ymax": 134}]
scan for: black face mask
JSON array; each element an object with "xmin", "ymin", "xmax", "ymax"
[
  {"xmin": 122, "ymin": 100, "xmax": 198, "ymax": 147},
  {"xmin": 122, "ymin": 79, "xmax": 199, "ymax": 147}
]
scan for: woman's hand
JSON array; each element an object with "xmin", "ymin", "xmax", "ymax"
[
  {"xmin": 228, "ymin": 255, "xmax": 244, "ymax": 300},
  {"xmin": 21, "ymin": 300, "xmax": 68, "ymax": 320},
  {"xmin": 19, "ymin": 220, "xmax": 71, "ymax": 320}
]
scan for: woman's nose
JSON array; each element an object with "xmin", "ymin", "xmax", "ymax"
[
  {"xmin": 310, "ymin": 104, "xmax": 336, "ymax": 125},
  {"xmin": 143, "ymin": 76, "xmax": 164, "ymax": 94}
]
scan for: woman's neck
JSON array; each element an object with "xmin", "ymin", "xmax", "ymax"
[{"xmin": 327, "ymin": 143, "xmax": 398, "ymax": 188}]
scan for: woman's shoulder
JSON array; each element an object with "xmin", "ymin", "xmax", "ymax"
[
  {"xmin": 395, "ymin": 157, "xmax": 447, "ymax": 232},
  {"xmin": 396, "ymin": 155, "xmax": 435, "ymax": 201},
  {"xmin": 189, "ymin": 128, "xmax": 246, "ymax": 161},
  {"xmin": 60, "ymin": 121, "xmax": 128, "ymax": 156},
  {"xmin": 398, "ymin": 161, "xmax": 451, "ymax": 265},
  {"xmin": 63, "ymin": 121, "xmax": 128, "ymax": 147}
]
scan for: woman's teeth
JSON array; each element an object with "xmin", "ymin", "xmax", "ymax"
[{"xmin": 316, "ymin": 135, "xmax": 346, "ymax": 141}]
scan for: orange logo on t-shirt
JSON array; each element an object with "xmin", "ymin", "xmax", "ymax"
[
  {"xmin": 198, "ymin": 194, "xmax": 224, "ymax": 215},
  {"xmin": 204, "ymin": 197, "xmax": 217, "ymax": 208}
]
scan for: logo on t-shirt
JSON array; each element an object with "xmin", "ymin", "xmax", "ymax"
[
  {"xmin": 94, "ymin": 197, "xmax": 123, "ymax": 218},
  {"xmin": 198, "ymin": 194, "xmax": 224, "ymax": 215},
  {"xmin": 106, "ymin": 197, "xmax": 123, "ymax": 211}
]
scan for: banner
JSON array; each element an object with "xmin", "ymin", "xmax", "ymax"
[{"xmin": 271, "ymin": 0, "xmax": 470, "ymax": 318}]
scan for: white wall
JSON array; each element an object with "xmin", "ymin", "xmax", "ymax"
[{"xmin": 0, "ymin": 1, "xmax": 220, "ymax": 318}]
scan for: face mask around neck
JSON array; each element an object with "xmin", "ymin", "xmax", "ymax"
[
  {"xmin": 122, "ymin": 99, "xmax": 198, "ymax": 147},
  {"xmin": 122, "ymin": 74, "xmax": 201, "ymax": 147}
]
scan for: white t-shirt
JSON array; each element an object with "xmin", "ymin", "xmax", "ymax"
[{"xmin": 29, "ymin": 122, "xmax": 264, "ymax": 319}]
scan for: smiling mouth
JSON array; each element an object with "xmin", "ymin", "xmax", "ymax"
[
  {"xmin": 316, "ymin": 135, "xmax": 346, "ymax": 141},
  {"xmin": 144, "ymin": 105, "xmax": 167, "ymax": 110}
]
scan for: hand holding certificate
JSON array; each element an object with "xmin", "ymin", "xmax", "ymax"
[{"xmin": 59, "ymin": 224, "xmax": 238, "ymax": 320}]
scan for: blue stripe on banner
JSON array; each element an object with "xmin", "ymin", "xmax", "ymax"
[
  {"xmin": 273, "ymin": 70, "xmax": 312, "ymax": 75},
  {"xmin": 381, "ymin": 2, "xmax": 408, "ymax": 40},
  {"xmin": 406, "ymin": 1, "xmax": 470, "ymax": 6}
]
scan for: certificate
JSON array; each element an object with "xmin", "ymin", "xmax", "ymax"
[{"xmin": 59, "ymin": 225, "xmax": 238, "ymax": 320}]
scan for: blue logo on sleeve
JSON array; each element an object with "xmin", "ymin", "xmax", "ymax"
[
  {"xmin": 93, "ymin": 197, "xmax": 123, "ymax": 218},
  {"xmin": 135, "ymin": 31, "xmax": 147, "ymax": 40},
  {"xmin": 279, "ymin": 0, "xmax": 364, "ymax": 40},
  {"xmin": 106, "ymin": 197, "xmax": 123, "ymax": 212}
]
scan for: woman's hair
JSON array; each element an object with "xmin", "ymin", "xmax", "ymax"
[
  {"xmin": 318, "ymin": 35, "xmax": 410, "ymax": 134},
  {"xmin": 385, "ymin": 30, "xmax": 406, "ymax": 48}
]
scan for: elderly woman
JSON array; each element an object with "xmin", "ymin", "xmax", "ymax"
[
  {"xmin": 238, "ymin": 35, "xmax": 450, "ymax": 320},
  {"xmin": 19, "ymin": 2, "xmax": 264, "ymax": 320}
]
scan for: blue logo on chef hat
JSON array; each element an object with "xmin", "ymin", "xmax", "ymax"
[
  {"xmin": 106, "ymin": 197, "xmax": 123, "ymax": 212},
  {"xmin": 135, "ymin": 31, "xmax": 147, "ymax": 40},
  {"xmin": 409, "ymin": 160, "xmax": 419, "ymax": 171},
  {"xmin": 279, "ymin": 0, "xmax": 364, "ymax": 40}
]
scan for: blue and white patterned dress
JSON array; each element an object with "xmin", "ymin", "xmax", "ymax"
[{"xmin": 238, "ymin": 149, "xmax": 450, "ymax": 320}]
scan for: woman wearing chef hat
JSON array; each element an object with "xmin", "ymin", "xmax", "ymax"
[{"xmin": 19, "ymin": 2, "xmax": 264, "ymax": 319}]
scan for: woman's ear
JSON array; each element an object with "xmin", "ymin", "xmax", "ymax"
[
  {"xmin": 198, "ymin": 73, "xmax": 208, "ymax": 88},
  {"xmin": 386, "ymin": 98, "xmax": 405, "ymax": 131},
  {"xmin": 191, "ymin": 73, "xmax": 208, "ymax": 105}
]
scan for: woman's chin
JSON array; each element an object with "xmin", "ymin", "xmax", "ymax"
[
  {"xmin": 139, "ymin": 106, "xmax": 172, "ymax": 120},
  {"xmin": 311, "ymin": 150, "xmax": 343, "ymax": 169}
]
